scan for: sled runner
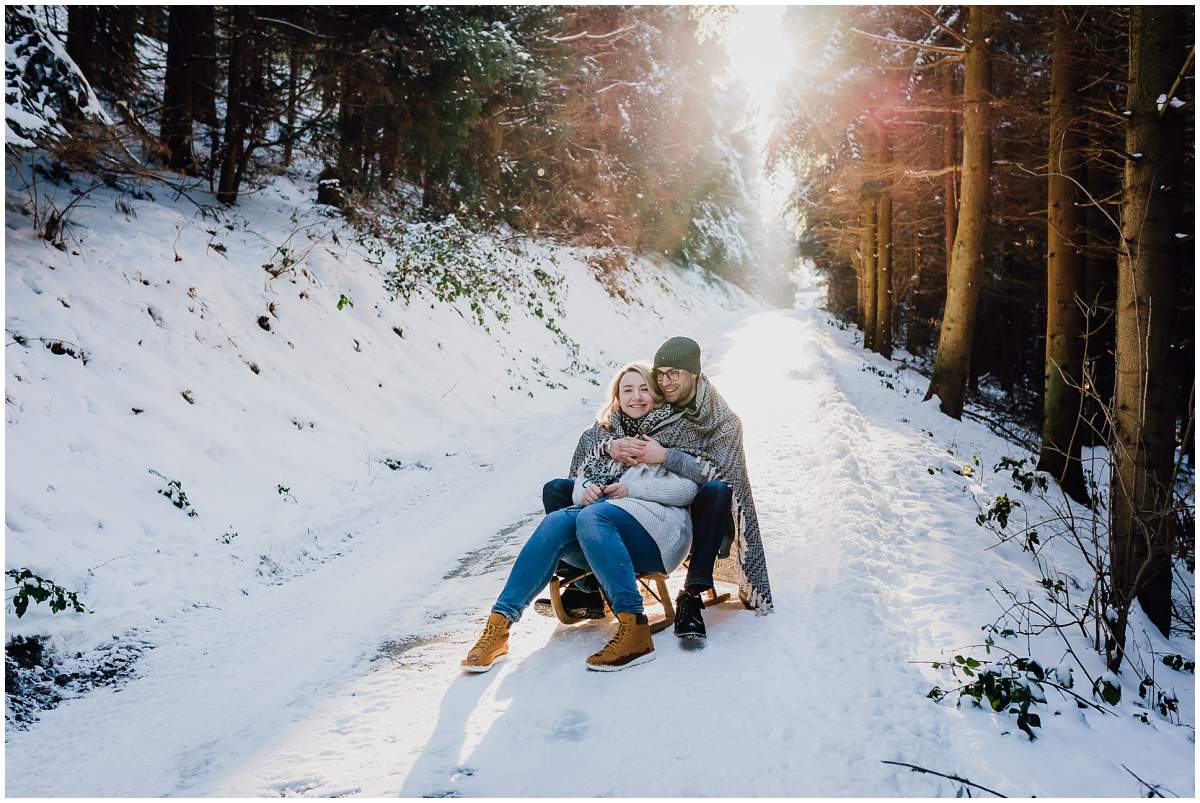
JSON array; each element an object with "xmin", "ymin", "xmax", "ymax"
[{"xmin": 548, "ymin": 571, "xmax": 730, "ymax": 634}]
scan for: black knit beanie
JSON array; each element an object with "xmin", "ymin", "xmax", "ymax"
[{"xmin": 653, "ymin": 336, "xmax": 701, "ymax": 375}]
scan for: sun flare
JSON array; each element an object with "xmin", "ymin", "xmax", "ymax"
[{"xmin": 722, "ymin": 6, "xmax": 795, "ymax": 126}]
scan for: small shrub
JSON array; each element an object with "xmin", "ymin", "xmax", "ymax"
[
  {"xmin": 1161, "ymin": 653, "xmax": 1195, "ymax": 673},
  {"xmin": 1093, "ymin": 674, "xmax": 1122, "ymax": 706},
  {"xmin": 994, "ymin": 456, "xmax": 1049, "ymax": 494},
  {"xmin": 976, "ymin": 494, "xmax": 1020, "ymax": 530},
  {"xmin": 149, "ymin": 469, "xmax": 198, "ymax": 517},
  {"xmin": 357, "ymin": 213, "xmax": 569, "ymax": 340},
  {"xmin": 929, "ymin": 653, "xmax": 1052, "ymax": 740},
  {"xmin": 586, "ymin": 250, "xmax": 632, "ymax": 301},
  {"xmin": 5, "ymin": 568, "xmax": 86, "ymax": 618},
  {"xmin": 1137, "ymin": 675, "xmax": 1180, "ymax": 721}
]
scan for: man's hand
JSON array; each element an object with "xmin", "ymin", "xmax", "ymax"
[
  {"xmin": 606, "ymin": 437, "xmax": 643, "ymax": 467},
  {"xmin": 580, "ymin": 483, "xmax": 605, "ymax": 506},
  {"xmin": 602, "ymin": 483, "xmax": 629, "ymax": 499},
  {"xmin": 637, "ymin": 436, "xmax": 667, "ymax": 464}
]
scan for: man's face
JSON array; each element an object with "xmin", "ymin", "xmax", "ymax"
[{"xmin": 654, "ymin": 366, "xmax": 697, "ymax": 405}]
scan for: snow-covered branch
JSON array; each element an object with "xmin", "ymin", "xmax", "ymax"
[
  {"xmin": 545, "ymin": 24, "xmax": 636, "ymax": 44},
  {"xmin": 4, "ymin": 5, "xmax": 112, "ymax": 150}
]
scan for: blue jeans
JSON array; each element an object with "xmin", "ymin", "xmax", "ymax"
[
  {"xmin": 493, "ymin": 502, "xmax": 665, "ymax": 621},
  {"xmin": 543, "ymin": 477, "xmax": 732, "ymax": 591}
]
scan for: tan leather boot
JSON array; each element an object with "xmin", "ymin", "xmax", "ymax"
[
  {"xmin": 586, "ymin": 612, "xmax": 655, "ymax": 671},
  {"xmin": 461, "ymin": 612, "xmax": 511, "ymax": 673}
]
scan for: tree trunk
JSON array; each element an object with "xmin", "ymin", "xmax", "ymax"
[
  {"xmin": 283, "ymin": 45, "xmax": 299, "ymax": 168},
  {"xmin": 161, "ymin": 7, "xmax": 197, "ymax": 173},
  {"xmin": 216, "ymin": 8, "xmax": 250, "ymax": 204},
  {"xmin": 191, "ymin": 6, "xmax": 220, "ymax": 183},
  {"xmin": 379, "ymin": 122, "xmax": 400, "ymax": 188},
  {"xmin": 139, "ymin": 6, "xmax": 163, "ymax": 40},
  {"xmin": 1108, "ymin": 5, "xmax": 1189, "ymax": 664},
  {"xmin": 232, "ymin": 19, "xmax": 264, "ymax": 196},
  {"xmin": 925, "ymin": 6, "xmax": 994, "ymax": 419},
  {"xmin": 875, "ymin": 192, "xmax": 894, "ymax": 357},
  {"xmin": 855, "ymin": 249, "xmax": 865, "ymax": 329},
  {"xmin": 191, "ymin": 6, "xmax": 218, "ymax": 121},
  {"xmin": 109, "ymin": 6, "xmax": 136, "ymax": 94},
  {"xmin": 67, "ymin": 6, "xmax": 136, "ymax": 98},
  {"xmin": 911, "ymin": 228, "xmax": 926, "ymax": 353},
  {"xmin": 1037, "ymin": 7, "xmax": 1089, "ymax": 503},
  {"xmin": 109, "ymin": 6, "xmax": 137, "ymax": 96},
  {"xmin": 875, "ymin": 128, "xmax": 894, "ymax": 358},
  {"xmin": 861, "ymin": 190, "xmax": 878, "ymax": 351},
  {"xmin": 476, "ymin": 104, "xmax": 504, "ymax": 210},
  {"xmin": 66, "ymin": 7, "xmax": 100, "ymax": 93},
  {"xmin": 337, "ymin": 63, "xmax": 365, "ymax": 193},
  {"xmin": 942, "ymin": 60, "xmax": 959, "ymax": 293},
  {"xmin": 1083, "ymin": 110, "xmax": 1117, "ymax": 449}
]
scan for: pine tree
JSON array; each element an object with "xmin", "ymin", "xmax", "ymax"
[
  {"xmin": 1037, "ymin": 7, "xmax": 1089, "ymax": 503},
  {"xmin": 1108, "ymin": 4, "xmax": 1192, "ymax": 661},
  {"xmin": 925, "ymin": 6, "xmax": 995, "ymax": 419}
]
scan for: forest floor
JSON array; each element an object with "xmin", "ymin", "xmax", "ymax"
[{"xmin": 4, "ymin": 164, "xmax": 1194, "ymax": 796}]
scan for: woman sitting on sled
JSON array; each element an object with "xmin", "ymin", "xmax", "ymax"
[{"xmin": 462, "ymin": 363, "xmax": 698, "ymax": 672}]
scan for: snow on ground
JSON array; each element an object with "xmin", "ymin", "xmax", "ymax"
[
  {"xmin": 4, "ymin": 161, "xmax": 749, "ymax": 663},
  {"xmin": 5, "ymin": 170, "xmax": 1195, "ymax": 796}
]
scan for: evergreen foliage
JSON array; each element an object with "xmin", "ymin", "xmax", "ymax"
[{"xmin": 3, "ymin": 5, "xmax": 780, "ymax": 293}]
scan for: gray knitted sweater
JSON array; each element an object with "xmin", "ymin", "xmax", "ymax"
[{"xmin": 571, "ymin": 463, "xmax": 699, "ymax": 571}]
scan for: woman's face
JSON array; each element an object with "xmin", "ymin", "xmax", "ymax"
[{"xmin": 617, "ymin": 370, "xmax": 654, "ymax": 419}]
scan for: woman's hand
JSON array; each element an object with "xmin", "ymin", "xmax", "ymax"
[
  {"xmin": 601, "ymin": 483, "xmax": 629, "ymax": 499},
  {"xmin": 606, "ymin": 437, "xmax": 643, "ymax": 467},
  {"xmin": 581, "ymin": 483, "xmax": 605, "ymax": 506}
]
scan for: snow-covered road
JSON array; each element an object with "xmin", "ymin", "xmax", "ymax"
[{"xmin": 6, "ymin": 302, "xmax": 1194, "ymax": 797}]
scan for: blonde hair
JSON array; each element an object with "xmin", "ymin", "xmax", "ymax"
[{"xmin": 596, "ymin": 363, "xmax": 664, "ymax": 426}]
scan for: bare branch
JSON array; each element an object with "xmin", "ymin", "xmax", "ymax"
[
  {"xmin": 596, "ymin": 80, "xmax": 641, "ymax": 95},
  {"xmin": 256, "ymin": 16, "xmax": 334, "ymax": 40},
  {"xmin": 1158, "ymin": 46, "xmax": 1195, "ymax": 118},
  {"xmin": 905, "ymin": 165, "xmax": 960, "ymax": 179},
  {"xmin": 881, "ymin": 761, "xmax": 1007, "ymax": 797},
  {"xmin": 909, "ymin": 6, "xmax": 973, "ymax": 46},
  {"xmin": 890, "ymin": 106, "xmax": 962, "ymax": 114},
  {"xmin": 1122, "ymin": 764, "xmax": 1180, "ymax": 798},
  {"xmin": 851, "ymin": 28, "xmax": 966, "ymax": 57}
]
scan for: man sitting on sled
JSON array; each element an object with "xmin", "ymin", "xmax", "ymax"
[{"xmin": 540, "ymin": 336, "xmax": 774, "ymax": 639}]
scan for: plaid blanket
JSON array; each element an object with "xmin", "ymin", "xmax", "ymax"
[{"xmin": 569, "ymin": 375, "xmax": 773, "ymax": 612}]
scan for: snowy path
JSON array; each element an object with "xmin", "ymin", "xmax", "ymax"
[{"xmin": 5, "ymin": 303, "xmax": 1192, "ymax": 797}]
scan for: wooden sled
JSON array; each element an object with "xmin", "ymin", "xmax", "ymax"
[{"xmin": 549, "ymin": 571, "xmax": 731, "ymax": 635}]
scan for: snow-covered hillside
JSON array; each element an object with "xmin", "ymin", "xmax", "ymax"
[
  {"xmin": 4, "ymin": 161, "xmax": 754, "ymax": 713},
  {"xmin": 5, "ymin": 166, "xmax": 1194, "ymax": 797}
]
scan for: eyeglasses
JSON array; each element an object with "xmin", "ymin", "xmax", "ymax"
[{"xmin": 655, "ymin": 368, "xmax": 684, "ymax": 383}]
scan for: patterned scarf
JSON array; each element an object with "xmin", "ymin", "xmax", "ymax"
[
  {"xmin": 570, "ymin": 375, "xmax": 773, "ymax": 613},
  {"xmin": 578, "ymin": 405, "xmax": 674, "ymax": 487}
]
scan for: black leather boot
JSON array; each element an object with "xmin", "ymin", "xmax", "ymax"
[{"xmin": 673, "ymin": 589, "xmax": 706, "ymax": 639}]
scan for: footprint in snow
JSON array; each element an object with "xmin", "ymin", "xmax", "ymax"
[{"xmin": 552, "ymin": 709, "xmax": 590, "ymax": 741}]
